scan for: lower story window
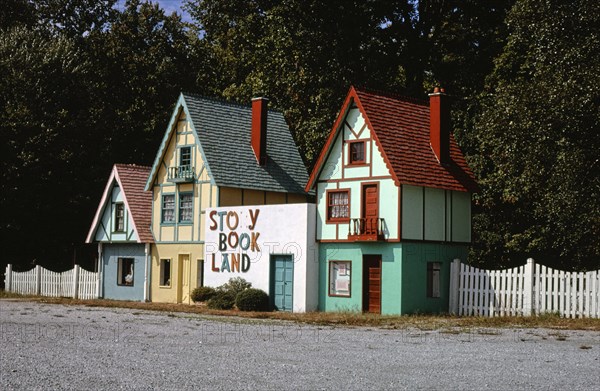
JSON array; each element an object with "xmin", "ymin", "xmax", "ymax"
[
  {"xmin": 197, "ymin": 259, "xmax": 204, "ymax": 288},
  {"xmin": 329, "ymin": 261, "xmax": 351, "ymax": 297},
  {"xmin": 160, "ymin": 259, "xmax": 171, "ymax": 286},
  {"xmin": 427, "ymin": 262, "xmax": 441, "ymax": 298},
  {"xmin": 117, "ymin": 258, "xmax": 134, "ymax": 286}
]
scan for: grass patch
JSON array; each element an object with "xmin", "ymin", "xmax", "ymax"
[
  {"xmin": 1, "ymin": 290, "xmax": 599, "ymax": 331},
  {"xmin": 0, "ymin": 290, "xmax": 40, "ymax": 299}
]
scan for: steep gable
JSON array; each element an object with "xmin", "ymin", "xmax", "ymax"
[
  {"xmin": 145, "ymin": 93, "xmax": 309, "ymax": 195},
  {"xmin": 307, "ymin": 87, "xmax": 477, "ymax": 193},
  {"xmin": 86, "ymin": 164, "xmax": 153, "ymax": 244}
]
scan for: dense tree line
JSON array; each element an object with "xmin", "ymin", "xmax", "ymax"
[{"xmin": 1, "ymin": 0, "xmax": 598, "ymax": 275}]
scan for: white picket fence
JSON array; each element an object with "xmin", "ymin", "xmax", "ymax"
[
  {"xmin": 4, "ymin": 264, "xmax": 99, "ymax": 300},
  {"xmin": 449, "ymin": 259, "xmax": 600, "ymax": 318}
]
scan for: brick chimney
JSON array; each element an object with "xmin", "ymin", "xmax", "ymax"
[
  {"xmin": 429, "ymin": 87, "xmax": 450, "ymax": 165},
  {"xmin": 251, "ymin": 97, "xmax": 268, "ymax": 165}
]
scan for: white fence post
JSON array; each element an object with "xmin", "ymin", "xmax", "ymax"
[
  {"xmin": 449, "ymin": 259, "xmax": 461, "ymax": 315},
  {"xmin": 523, "ymin": 258, "xmax": 534, "ymax": 316},
  {"xmin": 72, "ymin": 264, "xmax": 80, "ymax": 299},
  {"xmin": 35, "ymin": 265, "xmax": 42, "ymax": 296},
  {"xmin": 5, "ymin": 264, "xmax": 12, "ymax": 292}
]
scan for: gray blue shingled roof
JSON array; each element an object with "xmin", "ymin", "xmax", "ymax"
[{"xmin": 182, "ymin": 93, "xmax": 309, "ymax": 195}]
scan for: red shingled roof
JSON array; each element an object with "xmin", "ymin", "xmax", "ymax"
[
  {"xmin": 306, "ymin": 87, "xmax": 477, "ymax": 192},
  {"xmin": 114, "ymin": 164, "xmax": 153, "ymax": 243}
]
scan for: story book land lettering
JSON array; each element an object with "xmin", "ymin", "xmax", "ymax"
[{"xmin": 208, "ymin": 209, "xmax": 261, "ymax": 273}]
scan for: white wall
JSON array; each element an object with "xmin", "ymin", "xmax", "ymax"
[{"xmin": 204, "ymin": 203, "xmax": 317, "ymax": 312}]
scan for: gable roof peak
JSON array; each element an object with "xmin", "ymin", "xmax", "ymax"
[
  {"xmin": 146, "ymin": 92, "xmax": 310, "ymax": 195},
  {"xmin": 86, "ymin": 164, "xmax": 153, "ymax": 244},
  {"xmin": 306, "ymin": 86, "xmax": 477, "ymax": 193},
  {"xmin": 181, "ymin": 92, "xmax": 284, "ymax": 114}
]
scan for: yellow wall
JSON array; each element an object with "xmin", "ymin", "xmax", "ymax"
[
  {"xmin": 150, "ymin": 243, "xmax": 204, "ymax": 304},
  {"xmin": 150, "ymin": 110, "xmax": 218, "ymax": 244},
  {"xmin": 150, "ymin": 109, "xmax": 216, "ymax": 303}
]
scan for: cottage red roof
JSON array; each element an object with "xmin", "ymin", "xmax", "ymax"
[
  {"xmin": 114, "ymin": 164, "xmax": 153, "ymax": 243},
  {"xmin": 85, "ymin": 164, "xmax": 153, "ymax": 243},
  {"xmin": 306, "ymin": 87, "xmax": 477, "ymax": 192}
]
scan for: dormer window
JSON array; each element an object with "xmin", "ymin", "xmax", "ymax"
[
  {"xmin": 349, "ymin": 141, "xmax": 365, "ymax": 165},
  {"xmin": 114, "ymin": 203, "xmax": 125, "ymax": 232},
  {"xmin": 180, "ymin": 146, "xmax": 191, "ymax": 168}
]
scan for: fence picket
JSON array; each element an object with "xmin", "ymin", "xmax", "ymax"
[
  {"xmin": 578, "ymin": 272, "xmax": 584, "ymax": 318},
  {"xmin": 482, "ymin": 270, "xmax": 489, "ymax": 317}
]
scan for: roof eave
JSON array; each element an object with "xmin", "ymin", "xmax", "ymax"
[
  {"xmin": 305, "ymin": 86, "xmax": 402, "ymax": 190},
  {"xmin": 305, "ymin": 87, "xmax": 357, "ymax": 191},
  {"xmin": 85, "ymin": 166, "xmax": 118, "ymax": 243},
  {"xmin": 144, "ymin": 94, "xmax": 186, "ymax": 191}
]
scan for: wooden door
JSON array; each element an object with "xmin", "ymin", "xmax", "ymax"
[
  {"xmin": 362, "ymin": 184, "xmax": 378, "ymax": 234},
  {"xmin": 363, "ymin": 255, "xmax": 381, "ymax": 313},
  {"xmin": 176, "ymin": 254, "xmax": 189, "ymax": 304},
  {"xmin": 271, "ymin": 255, "xmax": 294, "ymax": 311}
]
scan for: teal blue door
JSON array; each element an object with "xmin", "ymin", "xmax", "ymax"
[{"xmin": 271, "ymin": 255, "xmax": 294, "ymax": 311}]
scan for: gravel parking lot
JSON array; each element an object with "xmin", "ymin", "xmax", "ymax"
[{"xmin": 1, "ymin": 300, "xmax": 599, "ymax": 390}]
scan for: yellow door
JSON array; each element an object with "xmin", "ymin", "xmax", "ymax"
[{"xmin": 177, "ymin": 254, "xmax": 190, "ymax": 303}]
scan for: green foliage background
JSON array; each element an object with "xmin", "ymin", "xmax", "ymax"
[{"xmin": 1, "ymin": 0, "xmax": 598, "ymax": 274}]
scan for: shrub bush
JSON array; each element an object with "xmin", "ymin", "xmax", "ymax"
[
  {"xmin": 206, "ymin": 290, "xmax": 235, "ymax": 310},
  {"xmin": 191, "ymin": 286, "xmax": 216, "ymax": 303},
  {"xmin": 218, "ymin": 277, "xmax": 252, "ymax": 297},
  {"xmin": 235, "ymin": 288, "xmax": 270, "ymax": 312}
]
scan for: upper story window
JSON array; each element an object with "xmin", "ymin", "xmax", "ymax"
[
  {"xmin": 114, "ymin": 203, "xmax": 125, "ymax": 232},
  {"xmin": 179, "ymin": 193, "xmax": 193, "ymax": 223},
  {"xmin": 349, "ymin": 141, "xmax": 365, "ymax": 165},
  {"xmin": 162, "ymin": 194, "xmax": 175, "ymax": 223},
  {"xmin": 180, "ymin": 146, "xmax": 191, "ymax": 168},
  {"xmin": 327, "ymin": 190, "xmax": 350, "ymax": 223}
]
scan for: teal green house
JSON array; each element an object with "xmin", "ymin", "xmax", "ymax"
[
  {"xmin": 86, "ymin": 164, "xmax": 154, "ymax": 302},
  {"xmin": 305, "ymin": 87, "xmax": 477, "ymax": 314}
]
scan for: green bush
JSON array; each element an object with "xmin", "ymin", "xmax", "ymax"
[
  {"xmin": 235, "ymin": 288, "xmax": 270, "ymax": 312},
  {"xmin": 206, "ymin": 290, "xmax": 235, "ymax": 310},
  {"xmin": 191, "ymin": 286, "xmax": 216, "ymax": 303},
  {"xmin": 218, "ymin": 277, "xmax": 252, "ymax": 297}
]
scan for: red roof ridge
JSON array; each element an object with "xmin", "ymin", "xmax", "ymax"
[{"xmin": 353, "ymin": 86, "xmax": 428, "ymax": 107}]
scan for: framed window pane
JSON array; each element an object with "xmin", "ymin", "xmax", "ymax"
[
  {"xmin": 327, "ymin": 190, "xmax": 349, "ymax": 222},
  {"xmin": 329, "ymin": 261, "xmax": 351, "ymax": 297},
  {"xmin": 160, "ymin": 259, "xmax": 171, "ymax": 286},
  {"xmin": 117, "ymin": 258, "xmax": 134, "ymax": 286},
  {"xmin": 427, "ymin": 262, "xmax": 441, "ymax": 298},
  {"xmin": 180, "ymin": 146, "xmax": 191, "ymax": 167},
  {"xmin": 179, "ymin": 193, "xmax": 193, "ymax": 222},
  {"xmin": 197, "ymin": 259, "xmax": 204, "ymax": 288},
  {"xmin": 162, "ymin": 194, "xmax": 175, "ymax": 223},
  {"xmin": 114, "ymin": 203, "xmax": 125, "ymax": 232},
  {"xmin": 349, "ymin": 141, "xmax": 365, "ymax": 164}
]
